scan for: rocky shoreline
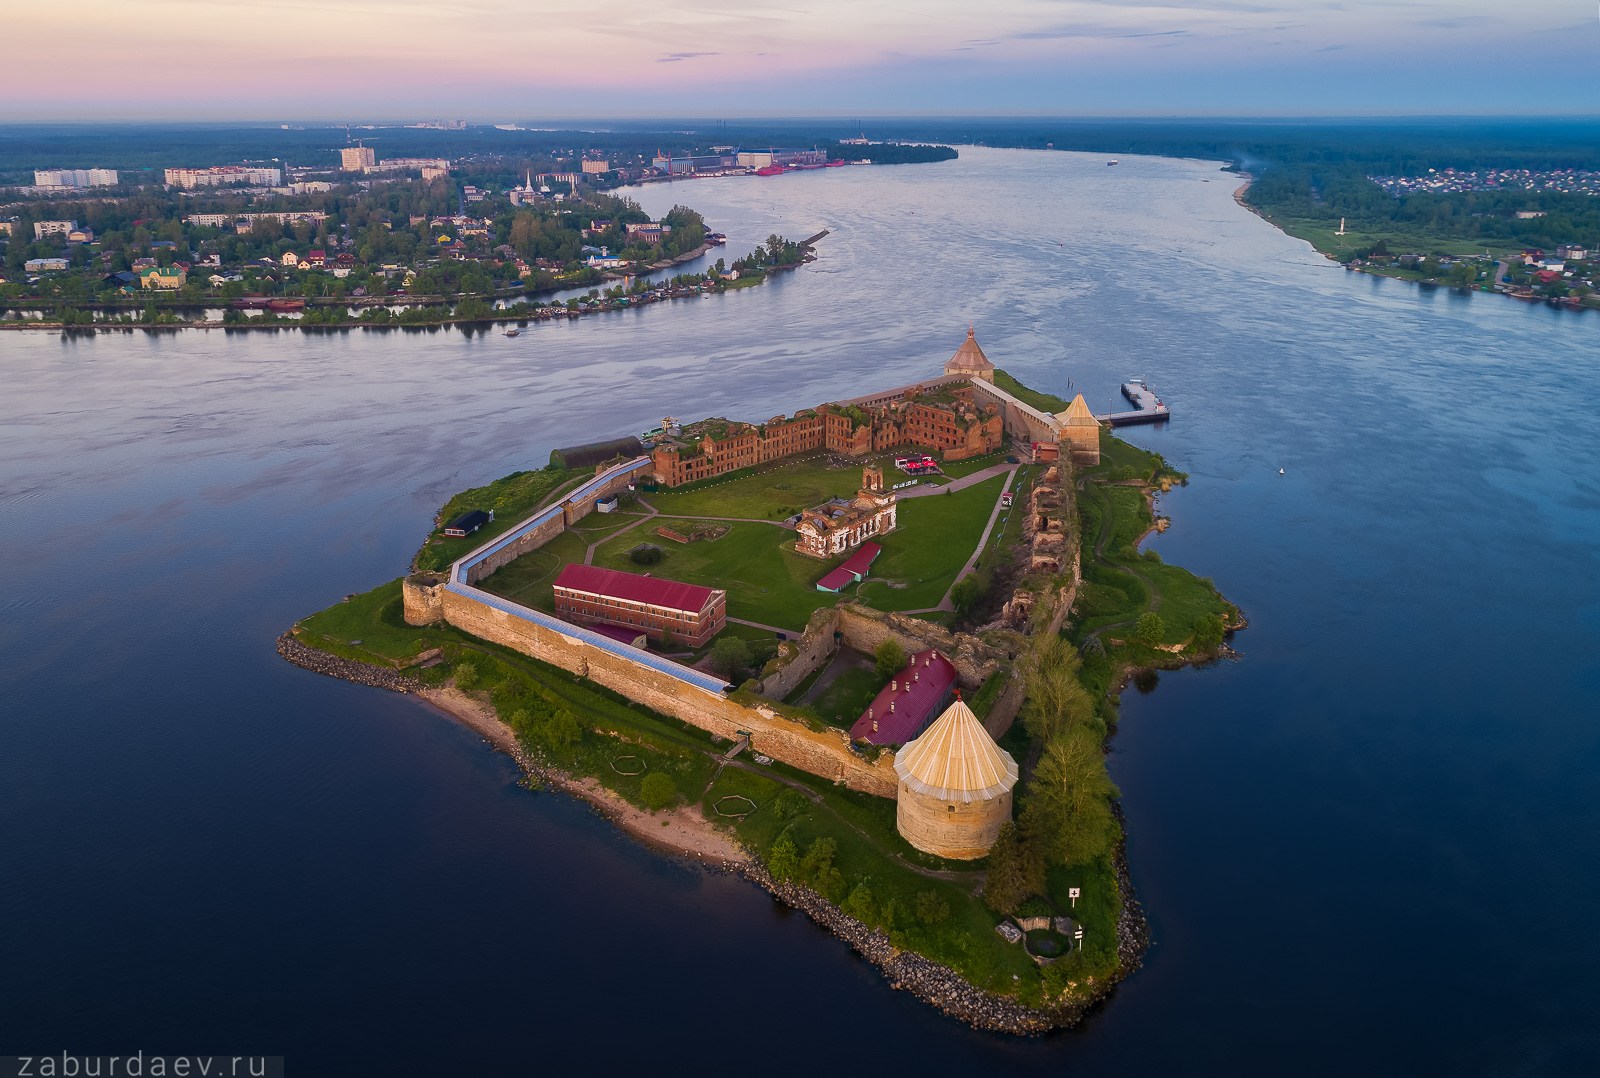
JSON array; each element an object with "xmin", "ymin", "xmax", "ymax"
[{"xmin": 275, "ymin": 629, "xmax": 1150, "ymax": 1035}]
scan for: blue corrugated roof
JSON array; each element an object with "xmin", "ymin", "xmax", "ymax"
[
  {"xmin": 440, "ymin": 457, "xmax": 730, "ymax": 697},
  {"xmin": 443, "ymin": 582, "xmax": 730, "ymax": 696}
]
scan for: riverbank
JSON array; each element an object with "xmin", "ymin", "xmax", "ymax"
[
  {"xmin": 0, "ymin": 239, "xmax": 830, "ymax": 332},
  {"xmin": 276, "ymin": 627, "xmax": 1142, "ymax": 1033}
]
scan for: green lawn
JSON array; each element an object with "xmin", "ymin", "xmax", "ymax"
[
  {"xmin": 993, "ymin": 368, "xmax": 1071, "ymax": 413},
  {"xmin": 858, "ymin": 475, "xmax": 1005, "ymax": 611},
  {"xmin": 415, "ymin": 467, "xmax": 584, "ymax": 573},
  {"xmin": 810, "ymin": 666, "xmax": 886, "ymax": 729},
  {"xmin": 1270, "ymin": 215, "xmax": 1524, "ymax": 261},
  {"xmin": 592, "ymin": 517, "xmax": 839, "ymax": 630},
  {"xmin": 644, "ymin": 453, "xmax": 879, "ymax": 520}
]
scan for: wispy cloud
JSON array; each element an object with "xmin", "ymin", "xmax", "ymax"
[{"xmin": 656, "ymin": 52, "xmax": 719, "ymax": 62}]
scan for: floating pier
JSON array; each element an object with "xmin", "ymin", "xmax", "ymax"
[{"xmin": 1094, "ymin": 379, "xmax": 1171, "ymax": 426}]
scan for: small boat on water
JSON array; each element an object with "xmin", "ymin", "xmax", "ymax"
[
  {"xmin": 503, "ymin": 328, "xmax": 519, "ymax": 337},
  {"xmin": 1107, "ymin": 160, "xmax": 1119, "ymax": 166}
]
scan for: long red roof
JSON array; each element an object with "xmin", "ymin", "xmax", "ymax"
[
  {"xmin": 816, "ymin": 541, "xmax": 882, "ymax": 592},
  {"xmin": 553, "ymin": 563, "xmax": 718, "ymax": 613},
  {"xmin": 847, "ymin": 648, "xmax": 958, "ymax": 746}
]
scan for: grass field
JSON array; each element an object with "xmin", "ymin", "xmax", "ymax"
[
  {"xmin": 644, "ymin": 452, "xmax": 884, "ymax": 520},
  {"xmin": 475, "ymin": 512, "xmax": 654, "ymax": 612},
  {"xmin": 415, "ymin": 467, "xmax": 585, "ymax": 573},
  {"xmin": 1269, "ymin": 215, "xmax": 1525, "ymax": 261},
  {"xmin": 810, "ymin": 666, "xmax": 886, "ymax": 728},
  {"xmin": 590, "ymin": 518, "xmax": 836, "ymax": 630},
  {"xmin": 858, "ymin": 474, "xmax": 1006, "ymax": 611},
  {"xmin": 992, "ymin": 369, "xmax": 1071, "ymax": 413}
]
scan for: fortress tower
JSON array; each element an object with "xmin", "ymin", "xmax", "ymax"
[
  {"xmin": 893, "ymin": 696, "xmax": 1019, "ymax": 859},
  {"xmin": 862, "ymin": 464, "xmax": 883, "ymax": 491},
  {"xmin": 1055, "ymin": 393, "xmax": 1101, "ymax": 467},
  {"xmin": 943, "ymin": 326, "xmax": 996, "ymax": 383}
]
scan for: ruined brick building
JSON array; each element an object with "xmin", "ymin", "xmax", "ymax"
[{"xmin": 794, "ymin": 466, "xmax": 898, "ymax": 558}]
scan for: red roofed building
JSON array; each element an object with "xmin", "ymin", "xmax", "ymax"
[
  {"xmin": 552, "ymin": 564, "xmax": 726, "ymax": 647},
  {"xmin": 848, "ymin": 649, "xmax": 959, "ymax": 746}
]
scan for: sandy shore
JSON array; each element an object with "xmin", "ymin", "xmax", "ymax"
[{"xmin": 417, "ymin": 687, "xmax": 748, "ymax": 865}]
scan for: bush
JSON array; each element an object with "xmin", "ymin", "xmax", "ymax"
[
  {"xmin": 453, "ymin": 661, "xmax": 479, "ymax": 690},
  {"xmin": 983, "ymin": 820, "xmax": 1042, "ymax": 914},
  {"xmin": 542, "ymin": 708, "xmax": 583, "ymax": 748},
  {"xmin": 630, "ymin": 544, "xmax": 663, "ymax": 566},
  {"xmin": 914, "ymin": 891, "xmax": 950, "ymax": 924},
  {"xmin": 767, "ymin": 833, "xmax": 801, "ymax": 881},
  {"xmin": 842, "ymin": 882, "xmax": 877, "ymax": 924},
  {"xmin": 1134, "ymin": 611, "xmax": 1164, "ymax": 645},
  {"xmin": 1192, "ymin": 614, "xmax": 1225, "ymax": 649},
  {"xmin": 873, "ymin": 637, "xmax": 906, "ymax": 679},
  {"xmin": 640, "ymin": 772, "xmax": 676, "ymax": 811},
  {"xmin": 708, "ymin": 636, "xmax": 752, "ymax": 679}
]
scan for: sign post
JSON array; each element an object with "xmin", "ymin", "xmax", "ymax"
[
  {"xmin": 1074, "ymin": 927, "xmax": 1084, "ymax": 952},
  {"xmin": 1068, "ymin": 887, "xmax": 1080, "ymax": 908}
]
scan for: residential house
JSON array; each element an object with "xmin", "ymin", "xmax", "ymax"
[
  {"xmin": 281, "ymin": 251, "xmax": 300, "ymax": 267},
  {"xmin": 306, "ymin": 250, "xmax": 326, "ymax": 267},
  {"xmin": 140, "ymin": 266, "xmax": 187, "ymax": 289},
  {"xmin": 34, "ymin": 220, "xmax": 76, "ymax": 239},
  {"xmin": 26, "ymin": 257, "xmax": 70, "ymax": 273}
]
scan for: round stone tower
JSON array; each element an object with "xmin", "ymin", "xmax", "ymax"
[
  {"xmin": 402, "ymin": 572, "xmax": 448, "ymax": 626},
  {"xmin": 893, "ymin": 697, "xmax": 1019, "ymax": 859}
]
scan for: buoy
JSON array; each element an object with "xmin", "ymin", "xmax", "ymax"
[{"xmin": 1278, "ymin": 468, "xmax": 1285, "ymax": 474}]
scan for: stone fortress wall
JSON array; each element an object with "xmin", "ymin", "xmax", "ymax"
[{"xmin": 402, "ymin": 358, "xmax": 1075, "ymax": 802}]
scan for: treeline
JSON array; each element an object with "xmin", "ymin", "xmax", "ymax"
[
  {"xmin": 1247, "ymin": 169, "xmax": 1600, "ymax": 251},
  {"xmin": 828, "ymin": 143, "xmax": 958, "ymax": 165}
]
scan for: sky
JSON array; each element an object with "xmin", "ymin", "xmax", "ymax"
[{"xmin": 5, "ymin": 0, "xmax": 1600, "ymax": 120}]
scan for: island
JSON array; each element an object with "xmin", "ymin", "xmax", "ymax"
[{"xmin": 280, "ymin": 328, "xmax": 1242, "ymax": 1033}]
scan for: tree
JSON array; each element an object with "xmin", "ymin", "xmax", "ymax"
[
  {"xmin": 873, "ymin": 638, "xmax": 906, "ymax": 679},
  {"xmin": 640, "ymin": 772, "xmax": 675, "ymax": 811},
  {"xmin": 1021, "ymin": 635, "xmax": 1095, "ymax": 742},
  {"xmin": 708, "ymin": 636, "xmax": 751, "ymax": 680},
  {"xmin": 542, "ymin": 708, "xmax": 582, "ymax": 748},
  {"xmin": 842, "ymin": 882, "xmax": 877, "ymax": 924},
  {"xmin": 950, "ymin": 574, "xmax": 983, "ymax": 619},
  {"xmin": 1134, "ymin": 611, "xmax": 1164, "ymax": 645},
  {"xmin": 983, "ymin": 821, "xmax": 1042, "ymax": 914},
  {"xmin": 1024, "ymin": 727, "xmax": 1120, "ymax": 866},
  {"xmin": 1192, "ymin": 614, "xmax": 1225, "ymax": 649},
  {"xmin": 767, "ymin": 833, "xmax": 800, "ymax": 881}
]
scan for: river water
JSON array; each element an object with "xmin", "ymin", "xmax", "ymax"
[{"xmin": 3, "ymin": 148, "xmax": 1596, "ymax": 1074}]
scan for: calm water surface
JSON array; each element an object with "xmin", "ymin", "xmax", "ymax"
[{"xmin": 3, "ymin": 149, "xmax": 1597, "ymax": 1074}]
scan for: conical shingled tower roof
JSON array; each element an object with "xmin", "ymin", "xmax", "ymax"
[
  {"xmin": 1057, "ymin": 393, "xmax": 1098, "ymax": 427},
  {"xmin": 894, "ymin": 698, "xmax": 1019, "ymax": 803},
  {"xmin": 944, "ymin": 327, "xmax": 995, "ymax": 374}
]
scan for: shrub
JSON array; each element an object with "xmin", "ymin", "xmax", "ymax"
[
  {"xmin": 873, "ymin": 638, "xmax": 906, "ymax": 679},
  {"xmin": 542, "ymin": 708, "xmax": 583, "ymax": 748},
  {"xmin": 1192, "ymin": 614, "xmax": 1225, "ymax": 649},
  {"xmin": 767, "ymin": 833, "xmax": 801, "ymax": 881},
  {"xmin": 983, "ymin": 821, "xmax": 1042, "ymax": 914},
  {"xmin": 1134, "ymin": 611, "xmax": 1164, "ymax": 645},
  {"xmin": 774, "ymin": 789, "xmax": 808, "ymax": 820},
  {"xmin": 915, "ymin": 891, "xmax": 950, "ymax": 924},
  {"xmin": 453, "ymin": 661, "xmax": 479, "ymax": 690},
  {"xmin": 842, "ymin": 882, "xmax": 877, "ymax": 924},
  {"xmin": 640, "ymin": 772, "xmax": 676, "ymax": 811},
  {"xmin": 708, "ymin": 636, "xmax": 752, "ymax": 679},
  {"xmin": 630, "ymin": 544, "xmax": 663, "ymax": 566}
]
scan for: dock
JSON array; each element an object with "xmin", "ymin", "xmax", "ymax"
[{"xmin": 1093, "ymin": 379, "xmax": 1171, "ymax": 426}]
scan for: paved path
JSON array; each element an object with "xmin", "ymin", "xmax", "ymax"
[
  {"xmin": 728, "ymin": 615, "xmax": 799, "ymax": 635},
  {"xmin": 1494, "ymin": 259, "xmax": 1513, "ymax": 288},
  {"xmin": 897, "ymin": 461, "xmax": 1014, "ymax": 499},
  {"xmin": 582, "ymin": 508, "xmax": 657, "ymax": 565}
]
